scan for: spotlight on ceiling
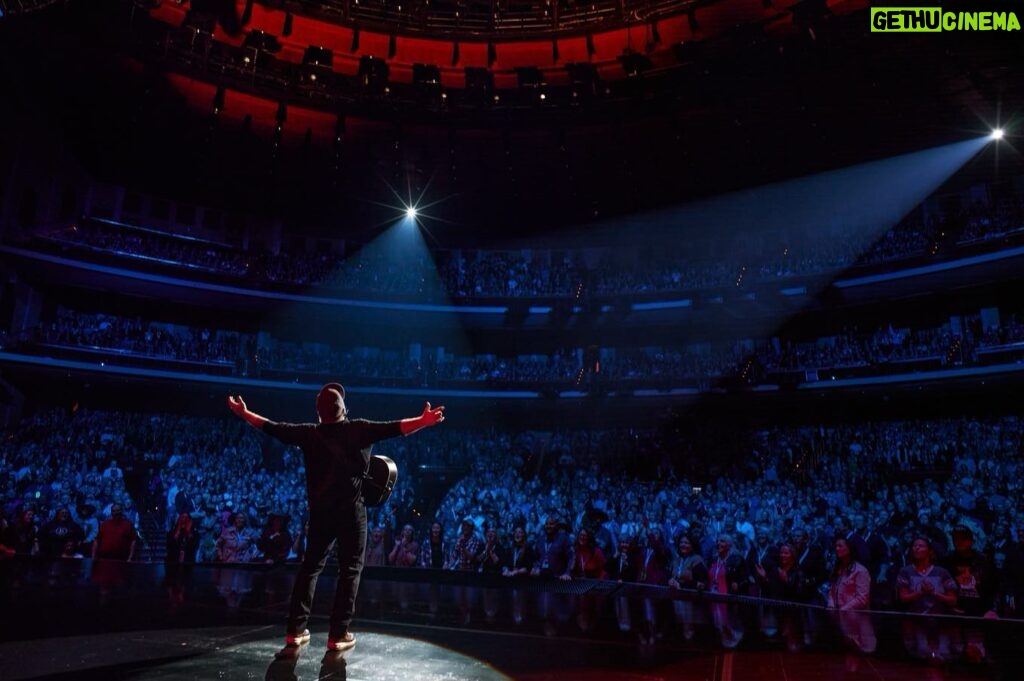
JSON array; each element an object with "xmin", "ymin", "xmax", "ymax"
[
  {"xmin": 406, "ymin": 206, "xmax": 418, "ymax": 219},
  {"xmin": 990, "ymin": 128, "xmax": 1004, "ymax": 141}
]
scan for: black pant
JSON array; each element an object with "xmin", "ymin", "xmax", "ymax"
[{"xmin": 287, "ymin": 502, "xmax": 367, "ymax": 639}]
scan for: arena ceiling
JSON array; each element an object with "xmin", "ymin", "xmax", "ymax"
[{"xmin": 1, "ymin": 0, "xmax": 1022, "ymax": 240}]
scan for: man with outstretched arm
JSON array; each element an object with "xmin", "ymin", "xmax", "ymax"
[{"xmin": 227, "ymin": 383, "xmax": 445, "ymax": 652}]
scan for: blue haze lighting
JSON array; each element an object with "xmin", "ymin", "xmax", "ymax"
[{"xmin": 522, "ymin": 136, "xmax": 993, "ymax": 394}]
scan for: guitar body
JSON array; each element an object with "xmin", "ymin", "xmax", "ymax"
[{"xmin": 362, "ymin": 455, "xmax": 398, "ymax": 507}]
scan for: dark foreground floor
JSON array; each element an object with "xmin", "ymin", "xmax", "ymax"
[{"xmin": 0, "ymin": 558, "xmax": 1015, "ymax": 680}]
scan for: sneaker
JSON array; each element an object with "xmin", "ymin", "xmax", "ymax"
[
  {"xmin": 326, "ymin": 632, "xmax": 356, "ymax": 651},
  {"xmin": 285, "ymin": 629, "xmax": 311, "ymax": 646}
]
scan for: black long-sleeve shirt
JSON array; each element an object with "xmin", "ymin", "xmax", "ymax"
[{"xmin": 264, "ymin": 419, "xmax": 402, "ymax": 510}]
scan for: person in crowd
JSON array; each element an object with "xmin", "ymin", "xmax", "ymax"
[
  {"xmin": 765, "ymin": 542, "xmax": 811, "ymax": 651},
  {"xmin": 388, "ymin": 524, "xmax": 420, "ymax": 568},
  {"xmin": 446, "ymin": 517, "xmax": 483, "ymax": 623},
  {"xmin": 258, "ymin": 514, "xmax": 294, "ymax": 564},
  {"xmin": 530, "ymin": 515, "xmax": 574, "ymax": 634},
  {"xmin": 501, "ymin": 525, "xmax": 534, "ymax": 625},
  {"xmin": 419, "ymin": 521, "xmax": 447, "ymax": 569},
  {"xmin": 941, "ymin": 524, "xmax": 998, "ymax": 662},
  {"xmin": 898, "ymin": 536, "xmax": 957, "ymax": 662},
  {"xmin": 827, "ymin": 536, "xmax": 876, "ymax": 653},
  {"xmin": 566, "ymin": 527, "xmax": 606, "ymax": 580},
  {"xmin": 364, "ymin": 526, "xmax": 388, "ymax": 566},
  {"xmin": 734, "ymin": 511, "xmax": 755, "ymax": 549},
  {"xmin": 836, "ymin": 515, "xmax": 872, "ymax": 566},
  {"xmin": 40, "ymin": 507, "xmax": 83, "ymax": 559},
  {"xmin": 502, "ymin": 526, "xmax": 534, "ymax": 577},
  {"xmin": 4, "ymin": 508, "xmax": 39, "ymax": 556},
  {"xmin": 748, "ymin": 525, "xmax": 781, "ymax": 638},
  {"xmin": 359, "ymin": 525, "xmax": 389, "ymax": 606},
  {"xmin": 166, "ymin": 512, "xmax": 200, "ymax": 564},
  {"xmin": 986, "ymin": 521, "xmax": 1014, "ymax": 566},
  {"xmin": 564, "ymin": 526, "xmax": 607, "ymax": 631},
  {"xmin": 605, "ymin": 536, "xmax": 637, "ymax": 633},
  {"xmin": 215, "ymin": 512, "xmax": 258, "ymax": 563},
  {"xmin": 635, "ymin": 526, "xmax": 672, "ymax": 644},
  {"xmin": 75, "ymin": 505, "xmax": 99, "ymax": 556},
  {"xmin": 915, "ymin": 512, "xmax": 951, "ymax": 561},
  {"xmin": 92, "ymin": 504, "xmax": 136, "ymax": 562},
  {"xmin": 473, "ymin": 525, "xmax": 506, "ymax": 621},
  {"xmin": 163, "ymin": 510, "xmax": 199, "ymax": 607},
  {"xmin": 476, "ymin": 526, "xmax": 505, "ymax": 575},
  {"xmin": 449, "ymin": 518, "xmax": 483, "ymax": 571},
  {"xmin": 791, "ymin": 527, "xmax": 826, "ymax": 591},
  {"xmin": 747, "ymin": 525, "xmax": 780, "ymax": 598},
  {"xmin": 531, "ymin": 516, "xmax": 572, "ymax": 579},
  {"xmin": 863, "ymin": 512, "xmax": 894, "ymax": 607},
  {"xmin": 668, "ymin": 534, "xmax": 709, "ymax": 641},
  {"xmin": 227, "ymin": 385, "xmax": 445, "ymax": 652},
  {"xmin": 708, "ymin": 535, "xmax": 747, "ymax": 648},
  {"xmin": 662, "ymin": 507, "xmax": 689, "ymax": 549},
  {"xmin": 103, "ymin": 459, "xmax": 124, "ymax": 483}
]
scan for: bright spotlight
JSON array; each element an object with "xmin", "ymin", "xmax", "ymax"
[
  {"xmin": 406, "ymin": 206, "xmax": 418, "ymax": 219},
  {"xmin": 991, "ymin": 128, "xmax": 1004, "ymax": 141}
]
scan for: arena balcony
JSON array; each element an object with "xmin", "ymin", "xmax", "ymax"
[{"xmin": 132, "ymin": 0, "xmax": 862, "ymax": 120}]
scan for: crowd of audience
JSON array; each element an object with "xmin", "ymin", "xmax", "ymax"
[
  {"xmin": 0, "ymin": 409, "xmax": 138, "ymax": 559},
  {"xmin": 3, "ymin": 178, "xmax": 1023, "ymax": 662},
  {"xmin": 32, "ymin": 307, "xmax": 240, "ymax": 366},
  {"xmin": 957, "ymin": 193, "xmax": 1024, "ymax": 244},
  {"xmin": 755, "ymin": 324, "xmax": 958, "ymax": 374},
  {"xmin": 52, "ymin": 220, "xmax": 250, "ymax": 275},
  {"xmin": 23, "ymin": 178, "xmax": 1022, "ymax": 301},
  {"xmin": 3, "ymin": 404, "xmax": 1023, "ymax": 662},
  {"xmin": 15, "ymin": 305, "xmax": 1024, "ymax": 392}
]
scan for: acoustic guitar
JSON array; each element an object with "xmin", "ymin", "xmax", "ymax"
[{"xmin": 362, "ymin": 455, "xmax": 397, "ymax": 507}]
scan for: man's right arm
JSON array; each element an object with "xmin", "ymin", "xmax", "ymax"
[
  {"xmin": 399, "ymin": 402, "xmax": 445, "ymax": 436},
  {"xmin": 227, "ymin": 395, "xmax": 268, "ymax": 430}
]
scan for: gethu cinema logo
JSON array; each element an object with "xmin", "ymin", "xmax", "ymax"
[{"xmin": 871, "ymin": 7, "xmax": 1021, "ymax": 32}]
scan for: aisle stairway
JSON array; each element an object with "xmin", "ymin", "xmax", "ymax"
[{"xmin": 137, "ymin": 510, "xmax": 166, "ymax": 563}]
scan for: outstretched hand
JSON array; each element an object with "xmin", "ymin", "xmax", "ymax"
[
  {"xmin": 227, "ymin": 395, "xmax": 248, "ymax": 416},
  {"xmin": 421, "ymin": 402, "xmax": 446, "ymax": 426},
  {"xmin": 400, "ymin": 402, "xmax": 446, "ymax": 436}
]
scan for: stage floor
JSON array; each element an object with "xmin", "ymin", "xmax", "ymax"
[{"xmin": 0, "ymin": 559, "xmax": 1010, "ymax": 680}]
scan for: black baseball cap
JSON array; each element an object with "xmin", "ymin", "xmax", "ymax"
[{"xmin": 316, "ymin": 383, "xmax": 346, "ymax": 422}]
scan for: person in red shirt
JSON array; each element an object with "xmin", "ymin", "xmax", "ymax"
[
  {"xmin": 91, "ymin": 504, "xmax": 137, "ymax": 561},
  {"xmin": 566, "ymin": 527, "xmax": 608, "ymax": 633},
  {"xmin": 566, "ymin": 527, "xmax": 607, "ymax": 580}
]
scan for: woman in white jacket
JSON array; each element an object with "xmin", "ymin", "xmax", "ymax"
[{"xmin": 828, "ymin": 536, "xmax": 876, "ymax": 653}]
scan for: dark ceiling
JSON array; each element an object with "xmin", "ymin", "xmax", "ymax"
[{"xmin": 1, "ymin": 1, "xmax": 1022, "ymax": 244}]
